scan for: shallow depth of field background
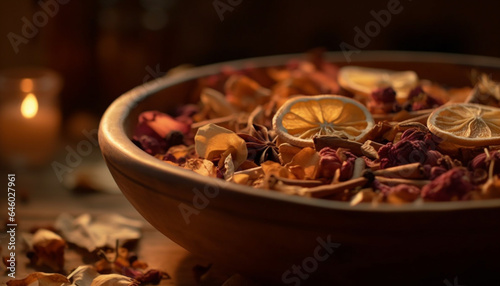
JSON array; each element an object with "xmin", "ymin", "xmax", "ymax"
[{"xmin": 0, "ymin": 0, "xmax": 499, "ymax": 138}]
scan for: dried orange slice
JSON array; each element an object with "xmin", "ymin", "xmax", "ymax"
[
  {"xmin": 427, "ymin": 103, "xmax": 500, "ymax": 146},
  {"xmin": 273, "ymin": 95, "xmax": 374, "ymax": 147},
  {"xmin": 338, "ymin": 66, "xmax": 418, "ymax": 101}
]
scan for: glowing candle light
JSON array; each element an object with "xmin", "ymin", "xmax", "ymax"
[
  {"xmin": 0, "ymin": 68, "xmax": 62, "ymax": 167},
  {"xmin": 21, "ymin": 93, "xmax": 38, "ymax": 119}
]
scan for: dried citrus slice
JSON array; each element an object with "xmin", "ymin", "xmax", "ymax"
[
  {"xmin": 427, "ymin": 103, "xmax": 500, "ymax": 146},
  {"xmin": 338, "ymin": 66, "xmax": 418, "ymax": 101},
  {"xmin": 273, "ymin": 95, "xmax": 374, "ymax": 147}
]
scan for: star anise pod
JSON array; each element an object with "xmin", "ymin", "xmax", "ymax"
[{"xmin": 238, "ymin": 124, "xmax": 280, "ymax": 165}]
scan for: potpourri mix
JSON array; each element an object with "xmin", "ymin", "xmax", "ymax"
[{"xmin": 133, "ymin": 51, "xmax": 500, "ymax": 204}]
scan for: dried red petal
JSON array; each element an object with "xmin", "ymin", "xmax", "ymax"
[
  {"xmin": 318, "ymin": 147, "xmax": 342, "ymax": 179},
  {"xmin": 133, "ymin": 111, "xmax": 191, "ymax": 155},
  {"xmin": 317, "ymin": 147, "xmax": 356, "ymax": 181},
  {"xmin": 421, "ymin": 168, "xmax": 476, "ymax": 201}
]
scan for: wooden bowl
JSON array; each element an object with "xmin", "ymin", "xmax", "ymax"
[{"xmin": 99, "ymin": 51, "xmax": 500, "ymax": 285}]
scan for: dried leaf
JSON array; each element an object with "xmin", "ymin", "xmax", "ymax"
[
  {"xmin": 286, "ymin": 147, "xmax": 320, "ymax": 180},
  {"xmin": 194, "ymin": 124, "xmax": 248, "ymax": 169},
  {"xmin": 55, "ymin": 213, "xmax": 142, "ymax": 252},
  {"xmin": 6, "ymin": 272, "xmax": 69, "ymax": 286}
]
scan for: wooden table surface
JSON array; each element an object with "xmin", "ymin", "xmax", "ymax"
[{"xmin": 0, "ymin": 152, "xmax": 251, "ymax": 286}]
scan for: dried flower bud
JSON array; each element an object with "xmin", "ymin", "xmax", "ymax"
[
  {"xmin": 378, "ymin": 128, "xmax": 443, "ymax": 168},
  {"xmin": 421, "ymin": 168, "xmax": 476, "ymax": 201},
  {"xmin": 405, "ymin": 86, "xmax": 443, "ymax": 111},
  {"xmin": 470, "ymin": 150, "xmax": 500, "ymax": 174},
  {"xmin": 371, "ymin": 87, "xmax": 396, "ymax": 103}
]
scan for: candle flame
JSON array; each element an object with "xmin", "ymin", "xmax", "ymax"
[{"xmin": 21, "ymin": 93, "xmax": 38, "ymax": 118}]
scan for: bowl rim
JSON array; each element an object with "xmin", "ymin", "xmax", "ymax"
[{"xmin": 99, "ymin": 50, "xmax": 500, "ymax": 212}]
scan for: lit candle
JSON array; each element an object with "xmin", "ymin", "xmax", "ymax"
[{"xmin": 0, "ymin": 68, "xmax": 62, "ymax": 167}]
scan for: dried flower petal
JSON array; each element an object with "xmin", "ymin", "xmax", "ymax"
[
  {"xmin": 67, "ymin": 265, "xmax": 100, "ymax": 286},
  {"xmin": 317, "ymin": 147, "xmax": 342, "ymax": 179},
  {"xmin": 317, "ymin": 147, "xmax": 357, "ymax": 181},
  {"xmin": 199, "ymin": 88, "xmax": 237, "ymax": 118},
  {"xmin": 89, "ymin": 274, "xmax": 138, "ymax": 286},
  {"xmin": 278, "ymin": 143, "xmax": 302, "ymax": 165},
  {"xmin": 194, "ymin": 124, "xmax": 248, "ymax": 169},
  {"xmin": 133, "ymin": 111, "xmax": 190, "ymax": 155},
  {"xmin": 261, "ymin": 161, "xmax": 294, "ymax": 179},
  {"xmin": 225, "ymin": 74, "xmax": 271, "ymax": 112},
  {"xmin": 6, "ymin": 272, "xmax": 69, "ymax": 286},
  {"xmin": 377, "ymin": 183, "xmax": 421, "ymax": 203},
  {"xmin": 55, "ymin": 213, "xmax": 142, "ymax": 252},
  {"xmin": 24, "ymin": 229, "xmax": 66, "ymax": 271},
  {"xmin": 421, "ymin": 168, "xmax": 476, "ymax": 201},
  {"xmin": 222, "ymin": 154, "xmax": 235, "ymax": 181},
  {"xmin": 184, "ymin": 159, "xmax": 217, "ymax": 177},
  {"xmin": 286, "ymin": 147, "xmax": 320, "ymax": 180}
]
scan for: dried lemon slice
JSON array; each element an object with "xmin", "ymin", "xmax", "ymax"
[
  {"xmin": 338, "ymin": 66, "xmax": 418, "ymax": 101},
  {"xmin": 427, "ymin": 103, "xmax": 500, "ymax": 146},
  {"xmin": 272, "ymin": 95, "xmax": 374, "ymax": 147}
]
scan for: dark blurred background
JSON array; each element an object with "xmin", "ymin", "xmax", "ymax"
[{"xmin": 1, "ymin": 0, "xmax": 499, "ymax": 134}]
